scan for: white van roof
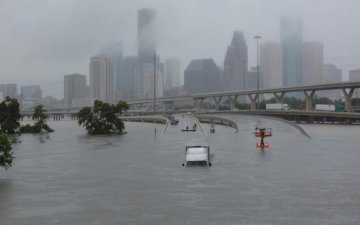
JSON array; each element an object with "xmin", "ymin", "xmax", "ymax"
[{"xmin": 187, "ymin": 147, "xmax": 207, "ymax": 154}]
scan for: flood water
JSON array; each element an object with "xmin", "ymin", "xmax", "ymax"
[{"xmin": 1, "ymin": 114, "xmax": 360, "ymax": 225}]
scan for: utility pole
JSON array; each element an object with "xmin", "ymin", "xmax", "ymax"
[
  {"xmin": 254, "ymin": 35, "xmax": 262, "ymax": 109},
  {"xmin": 154, "ymin": 53, "xmax": 156, "ymax": 115}
]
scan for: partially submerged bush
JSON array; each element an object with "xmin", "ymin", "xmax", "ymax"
[{"xmin": 0, "ymin": 133, "xmax": 14, "ymax": 169}]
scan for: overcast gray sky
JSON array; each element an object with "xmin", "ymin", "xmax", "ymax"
[{"xmin": 1, "ymin": 0, "xmax": 360, "ymax": 97}]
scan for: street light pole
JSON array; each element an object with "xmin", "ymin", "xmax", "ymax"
[
  {"xmin": 254, "ymin": 35, "xmax": 261, "ymax": 109},
  {"xmin": 154, "ymin": 53, "xmax": 156, "ymax": 115}
]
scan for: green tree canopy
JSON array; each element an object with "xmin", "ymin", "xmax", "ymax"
[
  {"xmin": 314, "ymin": 96, "xmax": 334, "ymax": 105},
  {"xmin": 77, "ymin": 100, "xmax": 129, "ymax": 135},
  {"xmin": 20, "ymin": 105, "xmax": 54, "ymax": 133},
  {"xmin": 0, "ymin": 96, "xmax": 20, "ymax": 134},
  {"xmin": 0, "ymin": 132, "xmax": 14, "ymax": 169}
]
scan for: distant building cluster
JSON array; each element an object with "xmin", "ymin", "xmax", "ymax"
[
  {"xmin": 4, "ymin": 12, "xmax": 359, "ymax": 111},
  {"xmin": 62, "ymin": 8, "xmax": 183, "ymax": 109},
  {"xmin": 59, "ymin": 13, "xmax": 357, "ymax": 108},
  {"xmin": 260, "ymin": 17, "xmax": 342, "ymax": 99},
  {"xmin": 0, "ymin": 84, "xmax": 62, "ymax": 110}
]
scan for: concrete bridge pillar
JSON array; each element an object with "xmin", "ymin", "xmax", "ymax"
[
  {"xmin": 304, "ymin": 90, "xmax": 316, "ymax": 111},
  {"xmin": 248, "ymin": 94, "xmax": 258, "ymax": 110},
  {"xmin": 212, "ymin": 96, "xmax": 222, "ymax": 110},
  {"xmin": 274, "ymin": 92, "xmax": 285, "ymax": 103},
  {"xmin": 228, "ymin": 95, "xmax": 238, "ymax": 110},
  {"xmin": 342, "ymin": 88, "xmax": 355, "ymax": 112},
  {"xmin": 194, "ymin": 98, "xmax": 205, "ymax": 112}
]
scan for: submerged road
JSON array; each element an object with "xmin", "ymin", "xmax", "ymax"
[{"xmin": 0, "ymin": 114, "xmax": 360, "ymax": 224}]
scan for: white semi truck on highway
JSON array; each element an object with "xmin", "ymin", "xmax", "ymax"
[
  {"xmin": 265, "ymin": 103, "xmax": 290, "ymax": 110},
  {"xmin": 315, "ymin": 104, "xmax": 335, "ymax": 111}
]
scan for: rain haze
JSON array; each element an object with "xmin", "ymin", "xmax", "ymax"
[
  {"xmin": 3, "ymin": 1, "xmax": 360, "ymax": 224},
  {"xmin": 1, "ymin": 0, "xmax": 360, "ymax": 97}
]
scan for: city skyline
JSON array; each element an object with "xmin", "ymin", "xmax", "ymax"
[{"xmin": 2, "ymin": 0, "xmax": 360, "ymax": 98}]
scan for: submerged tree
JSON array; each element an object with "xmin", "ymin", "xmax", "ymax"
[
  {"xmin": 20, "ymin": 105, "xmax": 54, "ymax": 133},
  {"xmin": 77, "ymin": 100, "xmax": 129, "ymax": 135},
  {"xmin": 0, "ymin": 132, "xmax": 14, "ymax": 169},
  {"xmin": 0, "ymin": 96, "xmax": 21, "ymax": 134}
]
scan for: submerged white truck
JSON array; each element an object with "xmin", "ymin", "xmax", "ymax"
[{"xmin": 182, "ymin": 145, "xmax": 211, "ymax": 167}]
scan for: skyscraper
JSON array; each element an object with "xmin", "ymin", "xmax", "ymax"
[
  {"xmin": 134, "ymin": 63, "xmax": 163, "ymax": 99},
  {"xmin": 90, "ymin": 54, "xmax": 113, "ymax": 103},
  {"xmin": 303, "ymin": 42, "xmax": 324, "ymax": 85},
  {"xmin": 323, "ymin": 64, "xmax": 342, "ymax": 83},
  {"xmin": 223, "ymin": 31, "xmax": 248, "ymax": 91},
  {"xmin": 349, "ymin": 69, "xmax": 360, "ymax": 81},
  {"xmin": 101, "ymin": 41, "xmax": 123, "ymax": 92},
  {"xmin": 21, "ymin": 85, "xmax": 41, "ymax": 100},
  {"xmin": 246, "ymin": 67, "xmax": 264, "ymax": 90},
  {"xmin": 246, "ymin": 67, "xmax": 264, "ymax": 102},
  {"xmin": 260, "ymin": 42, "xmax": 283, "ymax": 89},
  {"xmin": 21, "ymin": 85, "xmax": 42, "ymax": 109},
  {"xmin": 135, "ymin": 8, "xmax": 162, "ymax": 99},
  {"xmin": 64, "ymin": 73, "xmax": 87, "ymax": 108},
  {"xmin": 281, "ymin": 17, "xmax": 303, "ymax": 87},
  {"xmin": 184, "ymin": 58, "xmax": 221, "ymax": 94},
  {"xmin": 138, "ymin": 8, "xmax": 156, "ymax": 64},
  {"xmin": 0, "ymin": 84, "xmax": 17, "ymax": 99},
  {"xmin": 349, "ymin": 69, "xmax": 360, "ymax": 99},
  {"xmin": 121, "ymin": 56, "xmax": 138, "ymax": 99},
  {"xmin": 319, "ymin": 64, "xmax": 342, "ymax": 100},
  {"xmin": 164, "ymin": 58, "xmax": 181, "ymax": 90}
]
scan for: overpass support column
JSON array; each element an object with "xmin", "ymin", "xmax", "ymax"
[
  {"xmin": 304, "ymin": 90, "xmax": 316, "ymax": 111},
  {"xmin": 248, "ymin": 94, "xmax": 258, "ymax": 110},
  {"xmin": 342, "ymin": 88, "xmax": 355, "ymax": 112},
  {"xmin": 274, "ymin": 92, "xmax": 285, "ymax": 103},
  {"xmin": 194, "ymin": 98, "xmax": 205, "ymax": 112},
  {"xmin": 212, "ymin": 96, "xmax": 222, "ymax": 110},
  {"xmin": 228, "ymin": 95, "xmax": 238, "ymax": 110}
]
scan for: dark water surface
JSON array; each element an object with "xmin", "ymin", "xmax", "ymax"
[{"xmin": 0, "ymin": 115, "xmax": 359, "ymax": 224}]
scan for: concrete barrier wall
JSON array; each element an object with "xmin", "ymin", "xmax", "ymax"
[
  {"xmin": 193, "ymin": 115, "xmax": 238, "ymax": 132},
  {"xmin": 120, "ymin": 116, "xmax": 168, "ymax": 124}
]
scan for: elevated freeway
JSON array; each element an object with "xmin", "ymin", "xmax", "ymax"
[
  {"xmin": 127, "ymin": 81, "xmax": 360, "ymax": 113},
  {"xmin": 20, "ymin": 81, "xmax": 360, "ymax": 124},
  {"xmin": 197, "ymin": 110, "xmax": 360, "ymax": 124}
]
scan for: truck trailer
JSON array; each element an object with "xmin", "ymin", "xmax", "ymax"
[
  {"xmin": 315, "ymin": 104, "xmax": 335, "ymax": 111},
  {"xmin": 265, "ymin": 103, "xmax": 290, "ymax": 110}
]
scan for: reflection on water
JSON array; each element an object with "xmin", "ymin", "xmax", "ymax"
[
  {"xmin": 38, "ymin": 133, "xmax": 51, "ymax": 143},
  {"xmin": 0, "ymin": 117, "xmax": 360, "ymax": 225}
]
